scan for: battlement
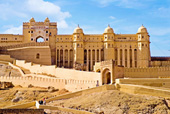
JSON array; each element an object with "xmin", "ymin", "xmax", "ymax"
[
  {"xmin": 0, "ymin": 42, "xmax": 49, "ymax": 50},
  {"xmin": 124, "ymin": 66, "xmax": 170, "ymax": 78}
]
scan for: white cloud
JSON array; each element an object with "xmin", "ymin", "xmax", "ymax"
[
  {"xmin": 26, "ymin": 0, "xmax": 71, "ymax": 20},
  {"xmin": 109, "ymin": 16, "xmax": 116, "ymax": 19},
  {"xmin": 3, "ymin": 25, "xmax": 22, "ymax": 34},
  {"xmin": 0, "ymin": 0, "xmax": 72, "ymax": 33}
]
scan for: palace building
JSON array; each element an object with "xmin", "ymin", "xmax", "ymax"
[{"xmin": 0, "ymin": 17, "xmax": 151, "ymax": 71}]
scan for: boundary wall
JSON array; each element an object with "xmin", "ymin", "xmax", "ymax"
[
  {"xmin": 0, "ymin": 76, "xmax": 97, "ymax": 92},
  {"xmin": 15, "ymin": 60, "xmax": 101, "ymax": 82},
  {"xmin": 116, "ymin": 78, "xmax": 170, "ymax": 88},
  {"xmin": 117, "ymin": 84, "xmax": 170, "ymax": 98},
  {"xmin": 124, "ymin": 67, "xmax": 170, "ymax": 78}
]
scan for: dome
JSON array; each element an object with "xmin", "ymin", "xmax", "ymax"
[
  {"xmin": 73, "ymin": 25, "xmax": 83, "ymax": 34},
  {"xmin": 137, "ymin": 25, "xmax": 148, "ymax": 33},
  {"xmin": 104, "ymin": 25, "xmax": 114, "ymax": 33},
  {"xmin": 44, "ymin": 17, "xmax": 50, "ymax": 22},
  {"xmin": 29, "ymin": 17, "xmax": 35, "ymax": 22}
]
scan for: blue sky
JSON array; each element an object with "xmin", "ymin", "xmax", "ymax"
[{"xmin": 0, "ymin": 0, "xmax": 170, "ymax": 56}]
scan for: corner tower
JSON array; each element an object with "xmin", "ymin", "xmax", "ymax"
[{"xmin": 137, "ymin": 25, "xmax": 151, "ymax": 67}]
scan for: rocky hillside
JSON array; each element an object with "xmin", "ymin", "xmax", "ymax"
[{"xmin": 48, "ymin": 90, "xmax": 170, "ymax": 114}]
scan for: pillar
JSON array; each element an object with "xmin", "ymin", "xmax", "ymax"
[
  {"xmin": 132, "ymin": 49, "xmax": 135, "ymax": 67},
  {"xmin": 118, "ymin": 49, "xmax": 120, "ymax": 65},
  {"xmin": 68, "ymin": 49, "xmax": 70, "ymax": 68},
  {"xmin": 91, "ymin": 50, "xmax": 93, "ymax": 71},
  {"xmin": 122, "ymin": 49, "xmax": 125, "ymax": 67},
  {"xmin": 99, "ymin": 49, "xmax": 101, "ymax": 62},
  {"xmin": 59, "ymin": 49, "xmax": 60, "ymax": 67},
  {"xmin": 95, "ymin": 49, "xmax": 97, "ymax": 62},
  {"xmin": 63, "ymin": 49, "xmax": 65, "ymax": 67},
  {"xmin": 127, "ymin": 49, "xmax": 130, "ymax": 68},
  {"xmin": 87, "ymin": 50, "xmax": 89, "ymax": 71}
]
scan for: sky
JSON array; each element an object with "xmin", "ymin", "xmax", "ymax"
[{"xmin": 0, "ymin": 0, "xmax": 170, "ymax": 56}]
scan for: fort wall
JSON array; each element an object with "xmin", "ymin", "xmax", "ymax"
[
  {"xmin": 150, "ymin": 60, "xmax": 170, "ymax": 67},
  {"xmin": 0, "ymin": 76, "xmax": 97, "ymax": 92},
  {"xmin": 15, "ymin": 60, "xmax": 101, "ymax": 82},
  {"xmin": 116, "ymin": 78, "xmax": 170, "ymax": 88},
  {"xmin": 124, "ymin": 67, "xmax": 170, "ymax": 78}
]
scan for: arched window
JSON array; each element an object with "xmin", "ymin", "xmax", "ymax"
[
  {"xmin": 36, "ymin": 37, "xmax": 44, "ymax": 42},
  {"xmin": 36, "ymin": 53, "xmax": 40, "ymax": 59}
]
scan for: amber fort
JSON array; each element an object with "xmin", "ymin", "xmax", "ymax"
[{"xmin": 0, "ymin": 17, "xmax": 170, "ymax": 91}]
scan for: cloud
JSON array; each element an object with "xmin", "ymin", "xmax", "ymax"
[
  {"xmin": 93, "ymin": 0, "xmax": 148, "ymax": 8},
  {"xmin": 109, "ymin": 16, "xmax": 116, "ymax": 19},
  {"xmin": 3, "ymin": 25, "xmax": 22, "ymax": 34},
  {"xmin": 0, "ymin": 0, "xmax": 71, "ymax": 34},
  {"xmin": 26, "ymin": 0, "xmax": 71, "ymax": 20}
]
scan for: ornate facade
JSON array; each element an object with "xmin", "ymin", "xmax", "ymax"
[{"xmin": 0, "ymin": 18, "xmax": 151, "ymax": 71}]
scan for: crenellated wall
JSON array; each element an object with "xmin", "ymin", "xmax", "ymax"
[
  {"xmin": 15, "ymin": 60, "xmax": 101, "ymax": 82},
  {"xmin": 150, "ymin": 60, "xmax": 170, "ymax": 67},
  {"xmin": 124, "ymin": 67, "xmax": 170, "ymax": 78},
  {"xmin": 0, "ymin": 76, "xmax": 97, "ymax": 92}
]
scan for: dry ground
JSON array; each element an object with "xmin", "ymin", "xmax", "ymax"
[
  {"xmin": 47, "ymin": 90, "xmax": 170, "ymax": 114},
  {"xmin": 0, "ymin": 86, "xmax": 69, "ymax": 108}
]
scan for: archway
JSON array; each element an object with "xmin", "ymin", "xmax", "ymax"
[
  {"xmin": 102, "ymin": 68, "xmax": 111, "ymax": 85},
  {"xmin": 36, "ymin": 36, "xmax": 44, "ymax": 42}
]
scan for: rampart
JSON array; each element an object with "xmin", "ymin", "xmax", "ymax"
[
  {"xmin": 124, "ymin": 66, "xmax": 170, "ymax": 78},
  {"xmin": 150, "ymin": 60, "xmax": 170, "ymax": 67},
  {"xmin": 0, "ymin": 76, "xmax": 97, "ymax": 92},
  {"xmin": 0, "ymin": 42, "xmax": 49, "ymax": 50},
  {"xmin": 15, "ymin": 60, "xmax": 101, "ymax": 82}
]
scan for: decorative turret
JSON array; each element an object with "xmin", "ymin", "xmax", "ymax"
[
  {"xmin": 137, "ymin": 25, "xmax": 151, "ymax": 67},
  {"xmin": 104, "ymin": 24, "xmax": 114, "ymax": 34},
  {"xmin": 29, "ymin": 17, "xmax": 35, "ymax": 23},
  {"xmin": 44, "ymin": 17, "xmax": 50, "ymax": 23},
  {"xmin": 73, "ymin": 25, "xmax": 83, "ymax": 34},
  {"xmin": 137, "ymin": 25, "xmax": 148, "ymax": 34},
  {"xmin": 103, "ymin": 25, "xmax": 115, "ymax": 61}
]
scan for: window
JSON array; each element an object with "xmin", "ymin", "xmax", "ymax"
[
  {"xmin": 77, "ymin": 36, "xmax": 79, "ymax": 38},
  {"xmin": 31, "ymin": 38, "xmax": 33, "ymax": 41},
  {"xmin": 31, "ymin": 31, "xmax": 33, "ymax": 33},
  {"xmin": 46, "ymin": 38, "xmax": 48, "ymax": 41},
  {"xmin": 46, "ymin": 31, "xmax": 48, "ymax": 33},
  {"xmin": 36, "ymin": 53, "xmax": 40, "ymax": 59},
  {"xmin": 142, "ymin": 44, "xmax": 144, "ymax": 46},
  {"xmin": 28, "ymin": 31, "xmax": 30, "ymax": 33},
  {"xmin": 142, "ymin": 36, "xmax": 144, "ymax": 38},
  {"xmin": 15, "ymin": 38, "xmax": 17, "ymax": 40},
  {"xmin": 77, "ymin": 44, "xmax": 79, "ymax": 47}
]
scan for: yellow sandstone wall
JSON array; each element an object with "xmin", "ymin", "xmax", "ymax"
[
  {"xmin": 15, "ymin": 60, "xmax": 101, "ymax": 82},
  {"xmin": 116, "ymin": 78, "xmax": 170, "ymax": 88},
  {"xmin": 124, "ymin": 67, "xmax": 170, "ymax": 78},
  {"xmin": 0, "ymin": 55, "xmax": 14, "ymax": 63}
]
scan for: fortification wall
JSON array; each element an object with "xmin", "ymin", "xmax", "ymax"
[
  {"xmin": 124, "ymin": 67, "xmax": 170, "ymax": 78},
  {"xmin": 0, "ymin": 55, "xmax": 14, "ymax": 63},
  {"xmin": 4, "ymin": 46, "xmax": 51, "ymax": 65},
  {"xmin": 150, "ymin": 61, "xmax": 170, "ymax": 67},
  {"xmin": 0, "ymin": 76, "xmax": 97, "ymax": 92},
  {"xmin": 15, "ymin": 60, "xmax": 101, "ymax": 81},
  {"xmin": 116, "ymin": 78, "xmax": 170, "ymax": 88}
]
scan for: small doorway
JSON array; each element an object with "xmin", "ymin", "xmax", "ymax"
[{"xmin": 102, "ymin": 68, "xmax": 111, "ymax": 85}]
